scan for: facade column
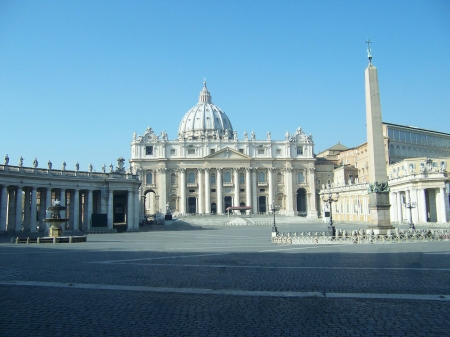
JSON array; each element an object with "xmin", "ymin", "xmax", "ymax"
[
  {"xmin": 134, "ymin": 188, "xmax": 140, "ymax": 230},
  {"xmin": 179, "ymin": 168, "xmax": 186, "ymax": 214},
  {"xmin": 158, "ymin": 168, "xmax": 167, "ymax": 213},
  {"xmin": 308, "ymin": 168, "xmax": 317, "ymax": 218},
  {"xmin": 15, "ymin": 185, "xmax": 23, "ymax": 231},
  {"xmin": 233, "ymin": 168, "xmax": 239, "ymax": 207},
  {"xmin": 252, "ymin": 167, "xmax": 258, "ymax": 214},
  {"xmin": 390, "ymin": 192, "xmax": 397, "ymax": 222},
  {"xmin": 60, "ymin": 189, "xmax": 66, "ymax": 220},
  {"xmin": 419, "ymin": 188, "xmax": 427, "ymax": 222},
  {"xmin": 396, "ymin": 192, "xmax": 403, "ymax": 223},
  {"xmin": 204, "ymin": 168, "xmax": 210, "ymax": 214},
  {"xmin": 268, "ymin": 168, "xmax": 274, "ymax": 206},
  {"xmin": 73, "ymin": 189, "xmax": 80, "ymax": 230},
  {"xmin": 410, "ymin": 189, "xmax": 419, "ymax": 224},
  {"xmin": 285, "ymin": 167, "xmax": 294, "ymax": 215},
  {"xmin": 7, "ymin": 188, "xmax": 16, "ymax": 231},
  {"xmin": 198, "ymin": 169, "xmax": 204, "ymax": 214},
  {"xmin": 23, "ymin": 188, "xmax": 31, "ymax": 231},
  {"xmin": 107, "ymin": 189, "xmax": 114, "ymax": 229},
  {"xmin": 245, "ymin": 168, "xmax": 251, "ymax": 214},
  {"xmin": 87, "ymin": 190, "xmax": 93, "ymax": 230},
  {"xmin": 127, "ymin": 190, "xmax": 134, "ymax": 231},
  {"xmin": 217, "ymin": 168, "xmax": 223, "ymax": 214},
  {"xmin": 30, "ymin": 187, "xmax": 37, "ymax": 232},
  {"xmin": 46, "ymin": 188, "xmax": 52, "ymax": 221},
  {"xmin": 406, "ymin": 189, "xmax": 412, "ymax": 224},
  {"xmin": 0, "ymin": 185, "xmax": 7, "ymax": 232},
  {"xmin": 438, "ymin": 187, "xmax": 448, "ymax": 223}
]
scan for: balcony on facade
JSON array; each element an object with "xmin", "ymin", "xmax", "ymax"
[
  {"xmin": 223, "ymin": 182, "xmax": 234, "ymax": 187},
  {"xmin": 187, "ymin": 183, "xmax": 197, "ymax": 187},
  {"xmin": 257, "ymin": 182, "xmax": 268, "ymax": 187}
]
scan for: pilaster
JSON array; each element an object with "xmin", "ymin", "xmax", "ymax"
[{"xmin": 217, "ymin": 168, "xmax": 223, "ymax": 214}]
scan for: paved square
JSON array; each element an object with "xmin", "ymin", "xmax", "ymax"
[{"xmin": 1, "ymin": 223, "xmax": 450, "ymax": 337}]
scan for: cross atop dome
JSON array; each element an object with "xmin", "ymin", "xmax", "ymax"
[{"xmin": 199, "ymin": 80, "xmax": 212, "ymax": 103}]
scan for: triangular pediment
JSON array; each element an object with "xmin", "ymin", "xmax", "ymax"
[{"xmin": 205, "ymin": 147, "xmax": 252, "ymax": 160}]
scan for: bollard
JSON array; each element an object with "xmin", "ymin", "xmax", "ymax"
[
  {"xmin": 69, "ymin": 236, "xmax": 73, "ymax": 243},
  {"xmin": 53, "ymin": 237, "xmax": 56, "ymax": 244},
  {"xmin": 37, "ymin": 237, "xmax": 40, "ymax": 244},
  {"xmin": 15, "ymin": 237, "xmax": 18, "ymax": 244},
  {"xmin": 26, "ymin": 237, "xmax": 30, "ymax": 244}
]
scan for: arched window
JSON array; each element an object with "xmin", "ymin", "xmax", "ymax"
[
  {"xmin": 210, "ymin": 173, "xmax": 216, "ymax": 185},
  {"xmin": 277, "ymin": 172, "xmax": 283, "ymax": 183},
  {"xmin": 188, "ymin": 172, "xmax": 195, "ymax": 183},
  {"xmin": 224, "ymin": 172, "xmax": 231, "ymax": 183},
  {"xmin": 401, "ymin": 146, "xmax": 406, "ymax": 156},
  {"xmin": 146, "ymin": 173, "xmax": 153, "ymax": 185},
  {"xmin": 171, "ymin": 173, "xmax": 177, "ymax": 185},
  {"xmin": 239, "ymin": 173, "xmax": 245, "ymax": 184},
  {"xmin": 389, "ymin": 144, "xmax": 395, "ymax": 155},
  {"xmin": 298, "ymin": 172, "xmax": 304, "ymax": 183},
  {"xmin": 258, "ymin": 172, "xmax": 265, "ymax": 182}
]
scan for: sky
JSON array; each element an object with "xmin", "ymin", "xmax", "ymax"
[{"xmin": 1, "ymin": 0, "xmax": 449, "ymax": 171}]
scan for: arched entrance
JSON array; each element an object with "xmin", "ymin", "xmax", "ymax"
[
  {"xmin": 296, "ymin": 188, "xmax": 307, "ymax": 217},
  {"xmin": 224, "ymin": 196, "xmax": 232, "ymax": 213},
  {"xmin": 143, "ymin": 189, "xmax": 158, "ymax": 216}
]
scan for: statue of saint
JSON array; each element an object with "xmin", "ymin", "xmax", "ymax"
[
  {"xmin": 243, "ymin": 131, "xmax": 248, "ymax": 140},
  {"xmin": 18, "ymin": 156, "xmax": 23, "ymax": 167},
  {"xmin": 251, "ymin": 131, "xmax": 255, "ymax": 140},
  {"xmin": 75, "ymin": 162, "xmax": 79, "ymax": 171},
  {"xmin": 109, "ymin": 163, "xmax": 114, "ymax": 173},
  {"xmin": 62, "ymin": 161, "xmax": 66, "ymax": 171},
  {"xmin": 88, "ymin": 163, "xmax": 93, "ymax": 172},
  {"xmin": 285, "ymin": 131, "xmax": 290, "ymax": 140},
  {"xmin": 267, "ymin": 131, "xmax": 271, "ymax": 141},
  {"xmin": 33, "ymin": 157, "xmax": 38, "ymax": 168},
  {"xmin": 102, "ymin": 163, "xmax": 106, "ymax": 173},
  {"xmin": 47, "ymin": 160, "xmax": 52, "ymax": 170},
  {"xmin": 4, "ymin": 154, "xmax": 9, "ymax": 165}
]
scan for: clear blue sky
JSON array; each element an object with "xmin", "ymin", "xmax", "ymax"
[{"xmin": 1, "ymin": 0, "xmax": 449, "ymax": 171}]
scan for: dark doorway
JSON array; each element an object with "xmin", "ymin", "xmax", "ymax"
[
  {"xmin": 114, "ymin": 203, "xmax": 125, "ymax": 222},
  {"xmin": 297, "ymin": 188, "xmax": 307, "ymax": 216},
  {"xmin": 211, "ymin": 203, "xmax": 217, "ymax": 214},
  {"xmin": 258, "ymin": 196, "xmax": 266, "ymax": 213},
  {"xmin": 224, "ymin": 196, "xmax": 232, "ymax": 212},
  {"xmin": 188, "ymin": 197, "xmax": 196, "ymax": 214},
  {"xmin": 239, "ymin": 202, "xmax": 246, "ymax": 214}
]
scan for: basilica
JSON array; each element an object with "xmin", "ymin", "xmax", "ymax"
[{"xmin": 130, "ymin": 82, "xmax": 317, "ymax": 218}]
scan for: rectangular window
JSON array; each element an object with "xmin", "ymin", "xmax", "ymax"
[
  {"xmin": 276, "ymin": 149, "xmax": 281, "ymax": 155},
  {"xmin": 240, "ymin": 189, "xmax": 245, "ymax": 192},
  {"xmin": 239, "ymin": 149, "xmax": 244, "ymax": 153},
  {"xmin": 210, "ymin": 149, "xmax": 215, "ymax": 154},
  {"xmin": 388, "ymin": 128, "xmax": 394, "ymax": 139},
  {"xmin": 187, "ymin": 149, "xmax": 195, "ymax": 155},
  {"xmin": 146, "ymin": 146, "xmax": 153, "ymax": 155},
  {"xmin": 297, "ymin": 147, "xmax": 303, "ymax": 155},
  {"xmin": 211, "ymin": 189, "xmax": 216, "ymax": 193},
  {"xmin": 259, "ymin": 189, "xmax": 265, "ymax": 192},
  {"xmin": 257, "ymin": 149, "xmax": 264, "ymax": 154},
  {"xmin": 170, "ymin": 149, "xmax": 176, "ymax": 155},
  {"xmin": 189, "ymin": 189, "xmax": 195, "ymax": 193}
]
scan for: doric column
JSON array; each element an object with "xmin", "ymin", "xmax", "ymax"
[
  {"xmin": 285, "ymin": 167, "xmax": 294, "ymax": 215},
  {"xmin": 217, "ymin": 168, "xmax": 223, "ymax": 214},
  {"xmin": 60, "ymin": 189, "xmax": 66, "ymax": 220},
  {"xmin": 7, "ymin": 188, "xmax": 16, "ymax": 231},
  {"xmin": 0, "ymin": 185, "xmax": 7, "ymax": 232},
  {"xmin": 127, "ymin": 190, "xmax": 134, "ymax": 231},
  {"xmin": 389, "ymin": 192, "xmax": 397, "ymax": 222},
  {"xmin": 46, "ymin": 188, "xmax": 52, "ymax": 219},
  {"xmin": 179, "ymin": 168, "xmax": 186, "ymax": 214},
  {"xmin": 251, "ymin": 167, "xmax": 258, "ymax": 214},
  {"xmin": 23, "ymin": 188, "xmax": 31, "ymax": 231},
  {"xmin": 396, "ymin": 192, "xmax": 403, "ymax": 223},
  {"xmin": 73, "ymin": 189, "xmax": 80, "ymax": 230},
  {"xmin": 204, "ymin": 168, "xmax": 211, "ymax": 214},
  {"xmin": 245, "ymin": 168, "xmax": 251, "ymax": 214},
  {"xmin": 307, "ymin": 168, "xmax": 317, "ymax": 218},
  {"xmin": 15, "ymin": 185, "xmax": 23, "ymax": 231},
  {"xmin": 233, "ymin": 168, "xmax": 239, "ymax": 207},
  {"xmin": 198, "ymin": 168, "xmax": 204, "ymax": 214},
  {"xmin": 419, "ymin": 188, "xmax": 427, "ymax": 222},
  {"xmin": 158, "ymin": 168, "xmax": 167, "ymax": 213},
  {"xmin": 107, "ymin": 189, "xmax": 114, "ymax": 229},
  {"xmin": 134, "ymin": 189, "xmax": 140, "ymax": 230},
  {"xmin": 438, "ymin": 187, "xmax": 448, "ymax": 223},
  {"xmin": 87, "ymin": 190, "xmax": 93, "ymax": 230},
  {"xmin": 268, "ymin": 168, "xmax": 274, "ymax": 206},
  {"xmin": 405, "ymin": 189, "xmax": 412, "ymax": 224},
  {"xmin": 30, "ymin": 187, "xmax": 37, "ymax": 231}
]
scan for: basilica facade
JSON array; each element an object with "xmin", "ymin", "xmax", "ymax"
[{"xmin": 130, "ymin": 82, "xmax": 317, "ymax": 218}]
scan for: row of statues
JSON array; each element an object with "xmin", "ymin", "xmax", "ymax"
[{"xmin": 3, "ymin": 154, "xmax": 127, "ymax": 174}]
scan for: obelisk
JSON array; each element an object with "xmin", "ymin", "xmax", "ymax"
[{"xmin": 364, "ymin": 40, "xmax": 393, "ymax": 233}]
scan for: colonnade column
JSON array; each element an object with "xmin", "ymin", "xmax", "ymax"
[
  {"xmin": 233, "ymin": 168, "xmax": 239, "ymax": 207},
  {"xmin": 308, "ymin": 168, "xmax": 317, "ymax": 218},
  {"xmin": 15, "ymin": 185, "xmax": 23, "ymax": 231},
  {"xmin": 406, "ymin": 189, "xmax": 412, "ymax": 224},
  {"xmin": 127, "ymin": 190, "xmax": 134, "ymax": 231},
  {"xmin": 158, "ymin": 168, "xmax": 167, "ymax": 213},
  {"xmin": 198, "ymin": 168, "xmax": 204, "ymax": 214},
  {"xmin": 204, "ymin": 168, "xmax": 210, "ymax": 214},
  {"xmin": 73, "ymin": 189, "xmax": 80, "ymax": 230},
  {"xmin": 217, "ymin": 168, "xmax": 223, "ymax": 214},
  {"xmin": 396, "ymin": 192, "xmax": 403, "ymax": 223},
  {"xmin": 410, "ymin": 189, "xmax": 419, "ymax": 224},
  {"xmin": 389, "ymin": 192, "xmax": 397, "ymax": 222},
  {"xmin": 87, "ymin": 190, "xmax": 93, "ymax": 230},
  {"xmin": 179, "ymin": 168, "xmax": 186, "ymax": 214},
  {"xmin": 30, "ymin": 187, "xmax": 37, "ymax": 231},
  {"xmin": 45, "ymin": 188, "xmax": 52, "ymax": 219},
  {"xmin": 245, "ymin": 168, "xmax": 251, "ymax": 214},
  {"xmin": 23, "ymin": 188, "xmax": 31, "ymax": 231},
  {"xmin": 0, "ymin": 185, "xmax": 7, "ymax": 232},
  {"xmin": 107, "ymin": 190, "xmax": 114, "ymax": 229},
  {"xmin": 134, "ymin": 189, "xmax": 140, "ymax": 230},
  {"xmin": 251, "ymin": 167, "xmax": 257, "ymax": 214},
  {"xmin": 438, "ymin": 187, "xmax": 448, "ymax": 223},
  {"xmin": 268, "ymin": 168, "xmax": 274, "ymax": 206},
  {"xmin": 419, "ymin": 188, "xmax": 427, "ymax": 222},
  {"xmin": 7, "ymin": 188, "xmax": 16, "ymax": 231},
  {"xmin": 60, "ymin": 189, "xmax": 66, "ymax": 220},
  {"xmin": 285, "ymin": 167, "xmax": 294, "ymax": 215}
]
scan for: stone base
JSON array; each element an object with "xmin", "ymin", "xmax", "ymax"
[
  {"xmin": 368, "ymin": 192, "xmax": 391, "ymax": 226},
  {"xmin": 367, "ymin": 225, "xmax": 396, "ymax": 235},
  {"xmin": 48, "ymin": 227, "xmax": 63, "ymax": 237}
]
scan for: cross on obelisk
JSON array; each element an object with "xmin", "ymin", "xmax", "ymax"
[{"xmin": 365, "ymin": 39, "xmax": 372, "ymax": 64}]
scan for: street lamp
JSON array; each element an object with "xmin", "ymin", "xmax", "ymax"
[
  {"xmin": 321, "ymin": 185, "xmax": 339, "ymax": 237},
  {"xmin": 270, "ymin": 199, "xmax": 280, "ymax": 233},
  {"xmin": 404, "ymin": 198, "xmax": 417, "ymax": 230}
]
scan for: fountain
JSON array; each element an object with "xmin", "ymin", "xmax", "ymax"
[{"xmin": 43, "ymin": 200, "xmax": 69, "ymax": 237}]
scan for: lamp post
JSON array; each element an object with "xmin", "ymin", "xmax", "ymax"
[
  {"xmin": 321, "ymin": 185, "xmax": 339, "ymax": 237},
  {"xmin": 404, "ymin": 198, "xmax": 417, "ymax": 230},
  {"xmin": 270, "ymin": 199, "xmax": 280, "ymax": 234}
]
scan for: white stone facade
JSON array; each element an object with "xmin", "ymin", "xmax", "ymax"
[{"xmin": 130, "ymin": 83, "xmax": 317, "ymax": 218}]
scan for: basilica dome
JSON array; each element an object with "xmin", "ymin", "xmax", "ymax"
[{"xmin": 178, "ymin": 82, "xmax": 233, "ymax": 140}]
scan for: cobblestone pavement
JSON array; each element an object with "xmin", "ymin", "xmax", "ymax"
[{"xmin": 1, "ymin": 223, "xmax": 450, "ymax": 337}]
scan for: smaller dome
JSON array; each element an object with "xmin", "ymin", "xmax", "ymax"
[{"xmin": 178, "ymin": 82, "xmax": 233, "ymax": 140}]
